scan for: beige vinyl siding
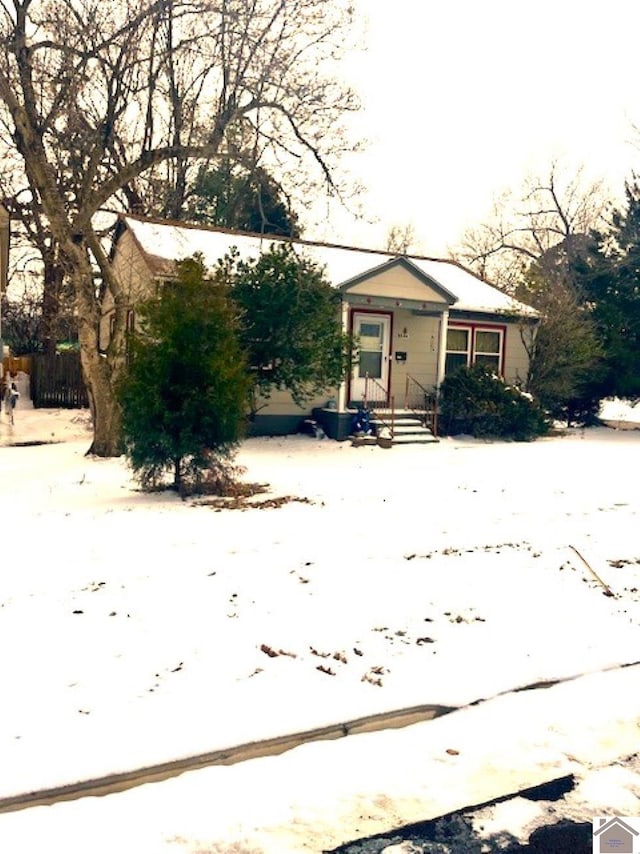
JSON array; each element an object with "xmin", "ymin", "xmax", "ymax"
[
  {"xmin": 386, "ymin": 309, "xmax": 441, "ymax": 401},
  {"xmin": 254, "ymin": 387, "xmax": 339, "ymax": 417},
  {"xmin": 503, "ymin": 321, "xmax": 531, "ymax": 385},
  {"xmin": 346, "ymin": 266, "xmax": 449, "ymax": 304}
]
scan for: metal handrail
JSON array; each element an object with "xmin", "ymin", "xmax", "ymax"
[
  {"xmin": 405, "ymin": 374, "xmax": 438, "ymax": 437},
  {"xmin": 363, "ymin": 374, "xmax": 395, "ymax": 438},
  {"xmin": 363, "ymin": 373, "xmax": 389, "ymax": 409}
]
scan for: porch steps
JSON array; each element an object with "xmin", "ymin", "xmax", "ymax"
[
  {"xmin": 351, "ymin": 410, "xmax": 438, "ymax": 446},
  {"xmin": 387, "ymin": 417, "xmax": 438, "ymax": 445}
]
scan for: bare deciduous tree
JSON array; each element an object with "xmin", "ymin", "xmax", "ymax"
[
  {"xmin": 385, "ymin": 223, "xmax": 417, "ymax": 254},
  {"xmin": 451, "ymin": 163, "xmax": 606, "ymax": 416},
  {"xmin": 453, "ymin": 162, "xmax": 607, "ymax": 290},
  {"xmin": 0, "ymin": 0, "xmax": 359, "ymax": 454}
]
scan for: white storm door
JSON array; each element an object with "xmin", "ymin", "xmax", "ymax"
[{"xmin": 351, "ymin": 312, "xmax": 391, "ymax": 402}]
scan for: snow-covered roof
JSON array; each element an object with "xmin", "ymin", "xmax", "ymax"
[{"xmin": 121, "ymin": 215, "xmax": 538, "ymax": 318}]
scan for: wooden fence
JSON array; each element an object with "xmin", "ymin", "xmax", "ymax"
[
  {"xmin": 30, "ymin": 351, "xmax": 89, "ymax": 409},
  {"xmin": 2, "ymin": 355, "xmax": 32, "ymax": 376}
]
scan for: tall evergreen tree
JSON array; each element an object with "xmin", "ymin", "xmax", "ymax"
[
  {"xmin": 575, "ymin": 178, "xmax": 640, "ymax": 399},
  {"xmin": 186, "ymin": 164, "xmax": 300, "ymax": 237},
  {"xmin": 119, "ymin": 256, "xmax": 249, "ymax": 492}
]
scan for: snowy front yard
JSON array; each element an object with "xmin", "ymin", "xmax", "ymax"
[{"xmin": 0, "ymin": 413, "xmax": 638, "ymax": 852}]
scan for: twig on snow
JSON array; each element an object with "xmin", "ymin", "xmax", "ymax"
[{"xmin": 568, "ymin": 545, "xmax": 616, "ymax": 597}]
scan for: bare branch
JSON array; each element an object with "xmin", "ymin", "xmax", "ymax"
[{"xmin": 452, "ymin": 161, "xmax": 607, "ymax": 289}]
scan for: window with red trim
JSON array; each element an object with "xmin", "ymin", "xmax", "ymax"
[{"xmin": 445, "ymin": 325, "xmax": 503, "ymax": 375}]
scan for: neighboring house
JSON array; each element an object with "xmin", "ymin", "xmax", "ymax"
[{"xmin": 107, "ymin": 214, "xmax": 538, "ymax": 439}]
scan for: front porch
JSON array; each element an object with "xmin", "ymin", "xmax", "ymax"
[{"xmin": 314, "ymin": 373, "xmax": 439, "ymax": 444}]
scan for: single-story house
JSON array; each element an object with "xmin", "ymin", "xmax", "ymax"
[{"xmin": 106, "ymin": 214, "xmax": 538, "ymax": 441}]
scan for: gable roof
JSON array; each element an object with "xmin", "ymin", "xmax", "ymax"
[
  {"xmin": 117, "ymin": 214, "xmax": 538, "ymax": 318},
  {"xmin": 338, "ymin": 256, "xmax": 458, "ymax": 305}
]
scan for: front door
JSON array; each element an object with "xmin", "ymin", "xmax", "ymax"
[{"xmin": 351, "ymin": 312, "xmax": 391, "ymax": 404}]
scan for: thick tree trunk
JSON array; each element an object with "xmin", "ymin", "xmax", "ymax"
[
  {"xmin": 41, "ymin": 253, "xmax": 64, "ymax": 355},
  {"xmin": 79, "ymin": 330, "xmax": 124, "ymax": 457},
  {"xmin": 70, "ymin": 245, "xmax": 126, "ymax": 457},
  {"xmin": 173, "ymin": 457, "xmax": 182, "ymax": 491}
]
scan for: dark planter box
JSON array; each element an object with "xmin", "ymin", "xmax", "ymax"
[{"xmin": 312, "ymin": 407, "xmax": 354, "ymax": 441}]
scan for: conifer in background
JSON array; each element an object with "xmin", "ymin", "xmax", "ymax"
[
  {"xmin": 575, "ymin": 177, "xmax": 640, "ymax": 401},
  {"xmin": 229, "ymin": 244, "xmax": 351, "ymax": 418}
]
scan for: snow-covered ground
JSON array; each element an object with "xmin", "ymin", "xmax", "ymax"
[
  {"xmin": 600, "ymin": 396, "xmax": 640, "ymax": 429},
  {"xmin": 0, "ymin": 402, "xmax": 638, "ymax": 852}
]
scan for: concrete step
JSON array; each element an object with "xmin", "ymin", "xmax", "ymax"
[
  {"xmin": 351, "ymin": 426, "xmax": 438, "ymax": 447},
  {"xmin": 371, "ymin": 417, "xmax": 424, "ymax": 428},
  {"xmin": 351, "ymin": 408, "xmax": 438, "ymax": 446},
  {"xmin": 371, "ymin": 417, "xmax": 435, "ymax": 437},
  {"xmin": 384, "ymin": 421, "xmax": 428, "ymax": 432},
  {"xmin": 391, "ymin": 432, "xmax": 439, "ymax": 445}
]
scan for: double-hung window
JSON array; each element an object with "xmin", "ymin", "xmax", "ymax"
[{"xmin": 445, "ymin": 324, "xmax": 504, "ymax": 375}]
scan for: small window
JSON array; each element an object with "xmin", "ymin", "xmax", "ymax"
[
  {"xmin": 445, "ymin": 352, "xmax": 469, "ymax": 375},
  {"xmin": 475, "ymin": 330, "xmax": 500, "ymax": 354},
  {"xmin": 360, "ymin": 322, "xmax": 382, "ymax": 339},
  {"xmin": 447, "ymin": 328, "xmax": 470, "ymax": 352},
  {"xmin": 445, "ymin": 327, "xmax": 470, "ymax": 375},
  {"xmin": 358, "ymin": 351, "xmax": 383, "ymax": 378},
  {"xmin": 474, "ymin": 329, "xmax": 501, "ymax": 372}
]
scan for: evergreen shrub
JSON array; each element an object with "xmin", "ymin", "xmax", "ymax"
[
  {"xmin": 439, "ymin": 364, "xmax": 549, "ymax": 441},
  {"xmin": 119, "ymin": 256, "xmax": 249, "ymax": 492}
]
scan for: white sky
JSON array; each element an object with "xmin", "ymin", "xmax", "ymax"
[{"xmin": 311, "ymin": 0, "xmax": 640, "ymax": 255}]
